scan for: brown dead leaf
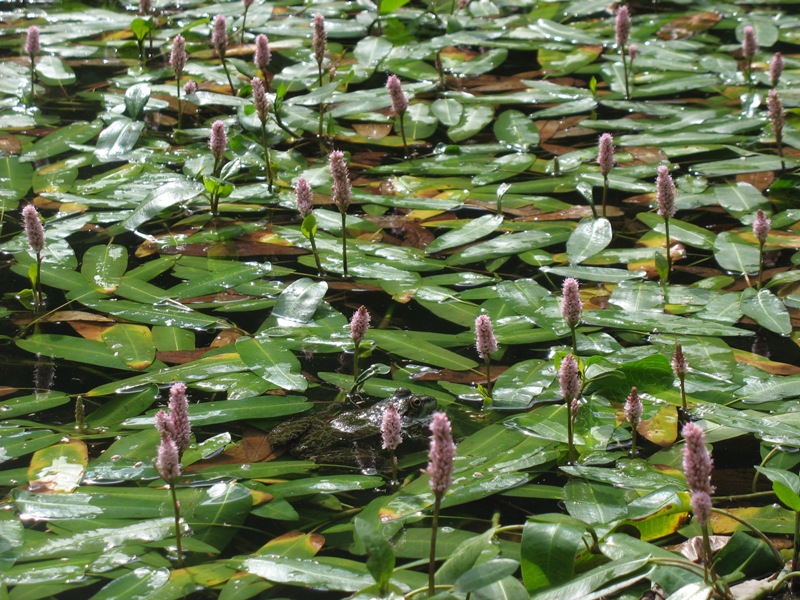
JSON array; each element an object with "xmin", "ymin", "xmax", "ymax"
[
  {"xmin": 69, "ymin": 321, "xmax": 115, "ymax": 342},
  {"xmin": 156, "ymin": 349, "xmax": 209, "ymax": 365},
  {"xmin": 657, "ymin": 11, "xmax": 722, "ymax": 40},
  {"xmin": 736, "ymin": 170, "xmax": 774, "ymax": 191},
  {"xmin": 536, "ymin": 116, "xmax": 587, "ymax": 143},
  {"xmin": 211, "ymin": 328, "xmax": 245, "ymax": 348},
  {"xmin": 191, "ymin": 427, "xmax": 274, "ymax": 468},
  {"xmin": 352, "ymin": 123, "xmax": 392, "ymax": 140},
  {"xmin": 627, "ymin": 146, "xmax": 668, "ymax": 164},
  {"xmin": 0, "ymin": 134, "xmax": 21, "ymax": 154},
  {"xmin": 733, "ymin": 349, "xmax": 800, "ymax": 375},
  {"xmin": 412, "ymin": 366, "xmax": 508, "ymax": 384},
  {"xmin": 14, "ymin": 311, "xmax": 115, "ymax": 327},
  {"xmin": 0, "ymin": 387, "xmax": 18, "ymax": 398}
]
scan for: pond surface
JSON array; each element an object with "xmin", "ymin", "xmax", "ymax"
[{"xmin": 1, "ymin": 0, "xmax": 800, "ymax": 597}]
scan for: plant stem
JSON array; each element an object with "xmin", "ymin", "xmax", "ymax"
[
  {"xmin": 428, "ymin": 493, "xmax": 442, "ymax": 595},
  {"xmin": 170, "ymin": 484, "xmax": 184, "ymax": 567},
  {"xmin": 260, "ymin": 121, "xmax": 273, "ymax": 192},
  {"xmin": 570, "ymin": 326, "xmax": 577, "ymax": 355},
  {"xmin": 220, "ymin": 57, "xmax": 235, "ymax": 95},
  {"xmin": 308, "ymin": 232, "xmax": 323, "ymax": 275},
  {"xmin": 678, "ymin": 373, "xmax": 687, "ymax": 410},
  {"xmin": 29, "ymin": 60, "xmax": 36, "ymax": 105},
  {"xmin": 241, "ymin": 6, "xmax": 249, "ymax": 45},
  {"xmin": 664, "ymin": 216, "xmax": 672, "ymax": 280},
  {"xmin": 567, "ymin": 404, "xmax": 575, "ymax": 464},
  {"xmin": 620, "ymin": 46, "xmax": 630, "ymax": 100},
  {"xmin": 352, "ymin": 341, "xmax": 360, "ymax": 383},
  {"xmin": 793, "ymin": 511, "xmax": 800, "ymax": 595},
  {"xmin": 34, "ymin": 250, "xmax": 43, "ymax": 313},
  {"xmin": 399, "ymin": 113, "xmax": 408, "ymax": 158},
  {"xmin": 340, "ymin": 211, "xmax": 348, "ymax": 277},
  {"xmin": 176, "ymin": 78, "xmax": 182, "ymax": 129},
  {"xmin": 757, "ymin": 242, "xmax": 765, "ymax": 290},
  {"xmin": 483, "ymin": 358, "xmax": 492, "ymax": 397},
  {"xmin": 601, "ymin": 176, "xmax": 608, "ymax": 217}
]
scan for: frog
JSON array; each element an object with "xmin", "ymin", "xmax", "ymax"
[{"xmin": 267, "ymin": 388, "xmax": 437, "ymax": 465}]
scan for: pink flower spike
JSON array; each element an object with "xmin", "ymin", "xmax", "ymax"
[
  {"xmin": 770, "ymin": 52, "xmax": 783, "ymax": 87},
  {"xmin": 671, "ymin": 343, "xmax": 688, "ymax": 377},
  {"xmin": 212, "ymin": 14, "xmax": 228, "ymax": 57},
  {"xmin": 386, "ymin": 74, "xmax": 409, "ymax": 116},
  {"xmin": 22, "ymin": 204, "xmax": 45, "ymax": 253},
  {"xmin": 349, "ymin": 305, "xmax": 370, "ymax": 345},
  {"xmin": 183, "ymin": 80, "xmax": 198, "ymax": 95},
  {"xmin": 209, "ymin": 120, "xmax": 227, "ymax": 162},
  {"xmin": 381, "ymin": 402, "xmax": 403, "ymax": 451},
  {"xmin": 25, "ymin": 26, "xmax": 40, "ymax": 58},
  {"xmin": 768, "ymin": 89, "xmax": 784, "ymax": 144},
  {"xmin": 628, "ymin": 44, "xmax": 638, "ymax": 60},
  {"xmin": 742, "ymin": 25, "xmax": 758, "ymax": 60},
  {"xmin": 312, "ymin": 14, "xmax": 326, "ymax": 67},
  {"xmin": 681, "ymin": 422, "xmax": 714, "ymax": 495},
  {"xmin": 254, "ymin": 34, "xmax": 271, "ymax": 73},
  {"xmin": 559, "ymin": 354, "xmax": 581, "ymax": 403},
  {"xmin": 598, "ymin": 133, "xmax": 615, "ymax": 177},
  {"xmin": 475, "ymin": 314, "xmax": 498, "ymax": 360},
  {"xmin": 168, "ymin": 382, "xmax": 191, "ymax": 455},
  {"xmin": 615, "ymin": 5, "xmax": 630, "ymax": 48},
  {"xmin": 251, "ymin": 77, "xmax": 269, "ymax": 123},
  {"xmin": 244, "ymin": 0, "xmax": 255, "ymax": 6},
  {"xmin": 329, "ymin": 150, "xmax": 352, "ymax": 212},
  {"xmin": 426, "ymin": 412, "xmax": 455, "ymax": 495},
  {"xmin": 656, "ymin": 165, "xmax": 676, "ymax": 219},
  {"xmin": 295, "ymin": 177, "xmax": 313, "ymax": 217},
  {"xmin": 155, "ymin": 435, "xmax": 181, "ymax": 483},
  {"xmin": 139, "ymin": 0, "xmax": 151, "ymax": 15},
  {"xmin": 753, "ymin": 209, "xmax": 771, "ymax": 245},
  {"xmin": 560, "ymin": 277, "xmax": 582, "ymax": 330},
  {"xmin": 170, "ymin": 34, "xmax": 187, "ymax": 78},
  {"xmin": 690, "ymin": 490, "xmax": 712, "ymax": 527},
  {"xmin": 624, "ymin": 386, "xmax": 643, "ymax": 429}
]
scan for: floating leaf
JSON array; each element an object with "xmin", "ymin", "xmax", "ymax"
[
  {"xmin": 740, "ymin": 288, "xmax": 792, "ymax": 335},
  {"xmin": 566, "ymin": 217, "xmax": 612, "ymax": 264}
]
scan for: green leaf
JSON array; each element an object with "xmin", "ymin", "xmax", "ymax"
[
  {"xmin": 115, "ymin": 180, "xmax": 204, "ymax": 234},
  {"xmin": 739, "ymin": 287, "xmax": 792, "ymax": 334},
  {"xmin": 80, "ymin": 244, "xmax": 128, "ymax": 293},
  {"xmin": 17, "ymin": 334, "xmax": 133, "ymax": 371},
  {"xmin": 431, "ymin": 98, "xmax": 463, "ymax": 126},
  {"xmin": 101, "ymin": 324, "xmax": 156, "ymax": 370},
  {"xmin": 447, "ymin": 230, "xmax": 558, "ymax": 266},
  {"xmin": 301, "ymin": 213, "xmax": 318, "ymax": 239},
  {"xmin": 0, "ymin": 391, "xmax": 70, "ymax": 420},
  {"xmin": 566, "ymin": 217, "xmax": 612, "ymax": 264},
  {"xmin": 90, "ymin": 567, "xmax": 170, "ymax": 600},
  {"xmin": 27, "ymin": 440, "xmax": 87, "ymax": 493},
  {"xmin": 713, "ymin": 232, "xmax": 760, "ymax": 273},
  {"xmin": 267, "ymin": 278, "xmax": 328, "ymax": 324},
  {"xmin": 354, "ymin": 515, "xmax": 395, "ymax": 593},
  {"xmin": 122, "ymin": 395, "xmax": 310, "ymax": 427},
  {"xmin": 22, "ymin": 121, "xmax": 103, "ymax": 163},
  {"xmin": 236, "ymin": 336, "xmax": 308, "ymax": 391},
  {"xmin": 35, "ymin": 55, "xmax": 76, "ymax": 86},
  {"xmin": 241, "ymin": 556, "xmax": 374, "ymax": 592},
  {"xmin": 755, "ymin": 467, "xmax": 800, "ymax": 512},
  {"xmin": 521, "ymin": 519, "xmax": 585, "ymax": 591},
  {"xmin": 367, "ymin": 329, "xmax": 478, "ymax": 370},
  {"xmin": 493, "ymin": 110, "xmax": 539, "ymax": 149},
  {"xmin": 94, "ymin": 118, "xmax": 144, "ymax": 162},
  {"xmin": 85, "ymin": 353, "xmax": 248, "ymax": 396},
  {"xmin": 448, "ymin": 105, "xmax": 494, "ymax": 142},
  {"xmin": 130, "ymin": 17, "xmax": 153, "ymax": 40},
  {"xmin": 19, "ymin": 518, "xmax": 174, "ymax": 560},
  {"xmin": 455, "ymin": 559, "xmax": 520, "ymax": 594},
  {"xmin": 0, "ymin": 155, "xmax": 33, "ymax": 209},
  {"xmin": 715, "ymin": 182, "xmax": 768, "ymax": 216},
  {"xmin": 425, "ymin": 214, "xmax": 504, "ymax": 254},
  {"xmin": 437, "ymin": 528, "xmax": 497, "ymax": 585}
]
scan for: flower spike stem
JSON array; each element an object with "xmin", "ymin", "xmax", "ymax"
[{"xmin": 170, "ymin": 484, "xmax": 184, "ymax": 567}]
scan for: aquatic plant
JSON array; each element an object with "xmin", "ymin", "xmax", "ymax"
[
  {"xmin": 474, "ymin": 313, "xmax": 497, "ymax": 403},
  {"xmin": 425, "ymin": 412, "xmax": 455, "ymax": 596}
]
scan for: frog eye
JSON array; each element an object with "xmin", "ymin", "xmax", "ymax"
[{"xmin": 410, "ymin": 397, "xmax": 422, "ymax": 409}]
